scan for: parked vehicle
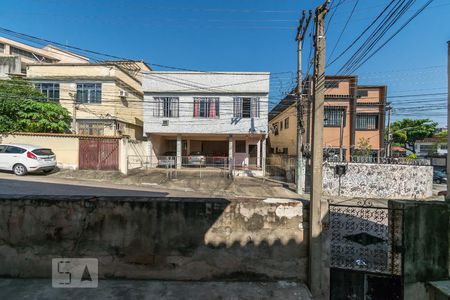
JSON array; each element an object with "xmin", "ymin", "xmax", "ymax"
[
  {"xmin": 0, "ymin": 144, "xmax": 57, "ymax": 176},
  {"xmin": 433, "ymin": 170, "xmax": 447, "ymax": 184},
  {"xmin": 187, "ymin": 151, "xmax": 206, "ymax": 167},
  {"xmin": 158, "ymin": 151, "xmax": 177, "ymax": 168}
]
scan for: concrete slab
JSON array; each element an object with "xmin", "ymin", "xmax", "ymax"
[{"xmin": 0, "ymin": 279, "xmax": 312, "ymax": 300}]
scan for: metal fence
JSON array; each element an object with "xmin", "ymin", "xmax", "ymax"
[
  {"xmin": 265, "ymin": 155, "xmax": 297, "ymax": 183},
  {"xmin": 127, "ymin": 155, "xmax": 264, "ymax": 178},
  {"xmin": 326, "ymin": 155, "xmax": 431, "ymax": 166}
]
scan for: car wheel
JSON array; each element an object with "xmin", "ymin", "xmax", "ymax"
[{"xmin": 13, "ymin": 164, "xmax": 27, "ymax": 176}]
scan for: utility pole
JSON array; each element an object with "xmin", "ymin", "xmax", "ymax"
[
  {"xmin": 446, "ymin": 41, "xmax": 450, "ymax": 202},
  {"xmin": 339, "ymin": 111, "xmax": 344, "ymax": 161},
  {"xmin": 310, "ymin": 1, "xmax": 330, "ymax": 299},
  {"xmin": 386, "ymin": 103, "xmax": 392, "ymax": 157},
  {"xmin": 295, "ymin": 10, "xmax": 312, "ymax": 194}
]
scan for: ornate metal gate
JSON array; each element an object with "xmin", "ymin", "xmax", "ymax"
[
  {"xmin": 328, "ymin": 200, "xmax": 404, "ymax": 299},
  {"xmin": 328, "ymin": 200, "xmax": 404, "ymax": 275}
]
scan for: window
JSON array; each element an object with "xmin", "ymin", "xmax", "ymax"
[
  {"xmin": 5, "ymin": 146, "xmax": 26, "ymax": 154},
  {"xmin": 193, "ymin": 97, "xmax": 219, "ymax": 118},
  {"xmin": 153, "ymin": 97, "xmax": 179, "ymax": 117},
  {"xmin": 284, "ymin": 117, "xmax": 289, "ymax": 129},
  {"xmin": 280, "ymin": 121, "xmax": 283, "ymax": 131},
  {"xmin": 440, "ymin": 144, "xmax": 448, "ymax": 150},
  {"xmin": 78, "ymin": 122, "xmax": 105, "ymax": 135},
  {"xmin": 0, "ymin": 43, "xmax": 4, "ymax": 53},
  {"xmin": 10, "ymin": 47, "xmax": 54, "ymax": 63},
  {"xmin": 324, "ymin": 107, "xmax": 345, "ymax": 127},
  {"xmin": 35, "ymin": 83, "xmax": 60, "ymax": 102},
  {"xmin": 76, "ymin": 83, "xmax": 102, "ymax": 104},
  {"xmin": 419, "ymin": 144, "xmax": 432, "ymax": 153},
  {"xmin": 357, "ymin": 90, "xmax": 368, "ymax": 98},
  {"xmin": 272, "ymin": 123, "xmax": 279, "ymax": 136},
  {"xmin": 233, "ymin": 97, "xmax": 260, "ymax": 118},
  {"xmin": 325, "ymin": 80, "xmax": 339, "ymax": 89},
  {"xmin": 235, "ymin": 140, "xmax": 246, "ymax": 153},
  {"xmin": 356, "ymin": 114, "xmax": 378, "ymax": 130},
  {"xmin": 0, "ymin": 145, "xmax": 7, "ymax": 153}
]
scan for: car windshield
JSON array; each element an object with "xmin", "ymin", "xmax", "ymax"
[
  {"xmin": 190, "ymin": 152, "xmax": 203, "ymax": 156},
  {"xmin": 32, "ymin": 148, "xmax": 54, "ymax": 156},
  {"xmin": 434, "ymin": 171, "xmax": 446, "ymax": 176}
]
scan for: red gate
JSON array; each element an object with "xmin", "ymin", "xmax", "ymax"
[{"xmin": 79, "ymin": 138, "xmax": 119, "ymax": 170}]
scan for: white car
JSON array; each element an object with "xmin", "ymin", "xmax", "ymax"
[{"xmin": 0, "ymin": 144, "xmax": 57, "ymax": 176}]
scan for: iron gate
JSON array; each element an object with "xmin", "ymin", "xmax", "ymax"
[
  {"xmin": 79, "ymin": 138, "xmax": 119, "ymax": 170},
  {"xmin": 328, "ymin": 200, "xmax": 404, "ymax": 275},
  {"xmin": 327, "ymin": 200, "xmax": 404, "ymax": 299}
]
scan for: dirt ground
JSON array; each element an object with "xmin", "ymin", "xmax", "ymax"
[{"xmin": 50, "ymin": 168, "xmax": 300, "ymax": 199}]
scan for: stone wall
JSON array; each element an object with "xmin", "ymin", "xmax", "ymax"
[
  {"xmin": 323, "ymin": 162, "xmax": 433, "ymax": 199},
  {"xmin": 0, "ymin": 196, "xmax": 308, "ymax": 281}
]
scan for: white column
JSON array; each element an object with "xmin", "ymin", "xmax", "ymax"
[
  {"xmin": 228, "ymin": 135, "xmax": 234, "ymax": 170},
  {"xmin": 119, "ymin": 137, "xmax": 129, "ymax": 175},
  {"xmin": 257, "ymin": 139, "xmax": 261, "ymax": 168},
  {"xmin": 262, "ymin": 136, "xmax": 267, "ymax": 176},
  {"xmin": 176, "ymin": 134, "xmax": 182, "ymax": 169},
  {"xmin": 147, "ymin": 134, "xmax": 154, "ymax": 168}
]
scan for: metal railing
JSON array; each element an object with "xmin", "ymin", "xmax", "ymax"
[{"xmin": 326, "ymin": 155, "xmax": 431, "ymax": 166}]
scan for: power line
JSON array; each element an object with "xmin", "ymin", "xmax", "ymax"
[
  {"xmin": 328, "ymin": 0, "xmax": 360, "ymax": 61},
  {"xmin": 350, "ymin": 0, "xmax": 436, "ymax": 72}
]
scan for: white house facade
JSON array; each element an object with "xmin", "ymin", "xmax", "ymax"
[{"xmin": 143, "ymin": 71, "xmax": 270, "ymax": 174}]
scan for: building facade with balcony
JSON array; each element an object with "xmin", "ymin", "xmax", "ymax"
[
  {"xmin": 143, "ymin": 71, "xmax": 270, "ymax": 172},
  {"xmin": 268, "ymin": 75, "xmax": 387, "ymax": 160},
  {"xmin": 26, "ymin": 61, "xmax": 151, "ymax": 140}
]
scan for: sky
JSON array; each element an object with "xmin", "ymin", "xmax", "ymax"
[{"xmin": 1, "ymin": 0, "xmax": 449, "ymax": 125}]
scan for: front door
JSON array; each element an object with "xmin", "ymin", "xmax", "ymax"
[{"xmin": 248, "ymin": 144, "xmax": 257, "ymax": 167}]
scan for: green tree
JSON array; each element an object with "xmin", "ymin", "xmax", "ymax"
[
  {"xmin": 0, "ymin": 78, "xmax": 71, "ymax": 133},
  {"xmin": 391, "ymin": 118, "xmax": 438, "ymax": 153},
  {"xmin": 354, "ymin": 137, "xmax": 373, "ymax": 157}
]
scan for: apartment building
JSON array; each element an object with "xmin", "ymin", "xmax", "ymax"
[
  {"xmin": 143, "ymin": 72, "xmax": 270, "ymax": 172},
  {"xmin": 269, "ymin": 75, "xmax": 386, "ymax": 160},
  {"xmin": 26, "ymin": 61, "xmax": 151, "ymax": 139},
  {"xmin": 0, "ymin": 36, "xmax": 88, "ymax": 77}
]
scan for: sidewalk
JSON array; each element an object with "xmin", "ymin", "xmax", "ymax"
[
  {"xmin": 0, "ymin": 279, "xmax": 312, "ymax": 300},
  {"xmin": 50, "ymin": 169, "xmax": 301, "ymax": 199}
]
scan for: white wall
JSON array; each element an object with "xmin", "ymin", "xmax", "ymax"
[
  {"xmin": 144, "ymin": 95, "xmax": 268, "ymax": 135},
  {"xmin": 143, "ymin": 72, "xmax": 270, "ymax": 135}
]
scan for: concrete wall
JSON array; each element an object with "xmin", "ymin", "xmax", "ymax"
[
  {"xmin": 390, "ymin": 201, "xmax": 449, "ymax": 300},
  {"xmin": 0, "ymin": 196, "xmax": 308, "ymax": 281},
  {"xmin": 1, "ymin": 133, "xmax": 79, "ymax": 169},
  {"xmin": 323, "ymin": 162, "xmax": 433, "ymax": 199}
]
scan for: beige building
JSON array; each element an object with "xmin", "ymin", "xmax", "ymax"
[
  {"xmin": 1, "ymin": 36, "xmax": 150, "ymax": 140},
  {"xmin": 26, "ymin": 61, "xmax": 151, "ymax": 139},
  {"xmin": 269, "ymin": 75, "xmax": 386, "ymax": 160},
  {"xmin": 0, "ymin": 36, "xmax": 88, "ymax": 77}
]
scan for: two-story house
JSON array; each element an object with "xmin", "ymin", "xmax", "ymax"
[
  {"xmin": 269, "ymin": 75, "xmax": 386, "ymax": 160},
  {"xmin": 26, "ymin": 61, "xmax": 151, "ymax": 140},
  {"xmin": 143, "ymin": 71, "xmax": 270, "ymax": 173}
]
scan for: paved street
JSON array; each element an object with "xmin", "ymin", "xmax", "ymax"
[{"xmin": 0, "ymin": 171, "xmax": 200, "ymax": 197}]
